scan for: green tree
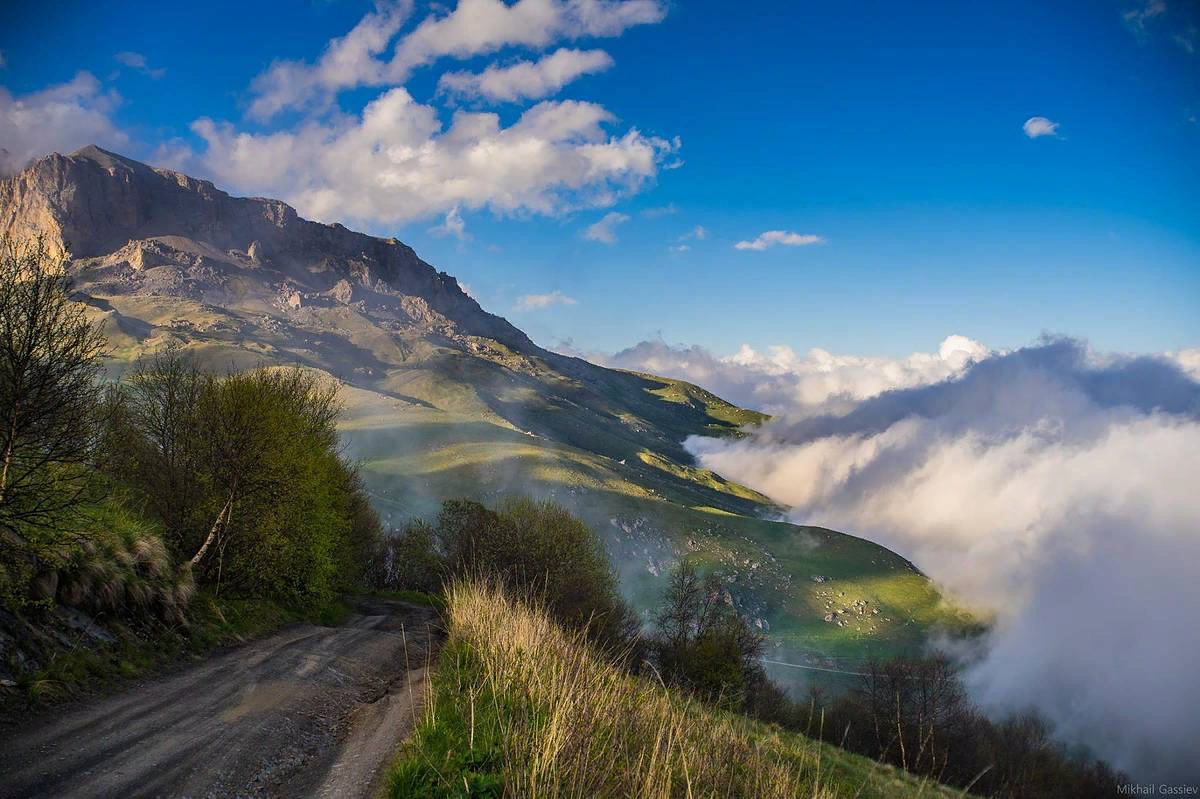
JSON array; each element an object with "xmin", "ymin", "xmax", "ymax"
[
  {"xmin": 434, "ymin": 496, "xmax": 637, "ymax": 650},
  {"xmin": 0, "ymin": 239, "xmax": 105, "ymax": 593},
  {"xmin": 651, "ymin": 561, "xmax": 765, "ymax": 711}
]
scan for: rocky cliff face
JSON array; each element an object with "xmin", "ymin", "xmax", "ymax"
[{"xmin": 0, "ymin": 145, "xmax": 532, "ymax": 351}]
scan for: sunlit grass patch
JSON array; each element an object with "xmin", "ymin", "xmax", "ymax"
[{"xmin": 387, "ymin": 580, "xmax": 971, "ymax": 799}]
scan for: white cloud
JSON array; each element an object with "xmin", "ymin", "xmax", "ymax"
[
  {"xmin": 429, "ymin": 204, "xmax": 469, "ymax": 239},
  {"xmin": 515, "ymin": 289, "xmax": 577, "ymax": 310},
  {"xmin": 247, "ymin": 2, "xmax": 411, "ymax": 121},
  {"xmin": 389, "ymin": 0, "xmax": 664, "ymax": 80},
  {"xmin": 1123, "ymin": 0, "xmax": 1167, "ymax": 36},
  {"xmin": 734, "ymin": 230, "xmax": 824, "ymax": 251},
  {"xmin": 0, "ymin": 72, "xmax": 128, "ymax": 174},
  {"xmin": 438, "ymin": 47, "xmax": 613, "ymax": 103},
  {"xmin": 0, "ymin": 50, "xmax": 7, "ymax": 69},
  {"xmin": 1023, "ymin": 116, "xmax": 1060, "ymax": 138},
  {"xmin": 1176, "ymin": 25, "xmax": 1197, "ymax": 53},
  {"xmin": 666, "ymin": 225, "xmax": 706, "ymax": 252},
  {"xmin": 640, "ymin": 202, "xmax": 678, "ymax": 218},
  {"xmin": 114, "ymin": 51, "xmax": 166, "ymax": 79},
  {"xmin": 600, "ymin": 334, "xmax": 988, "ymax": 414},
  {"xmin": 681, "ymin": 336, "xmax": 1200, "ymax": 781},
  {"xmin": 248, "ymin": 0, "xmax": 665, "ymax": 120},
  {"xmin": 188, "ymin": 91, "xmax": 676, "ymax": 226},
  {"xmin": 583, "ymin": 210, "xmax": 630, "ymax": 243}
]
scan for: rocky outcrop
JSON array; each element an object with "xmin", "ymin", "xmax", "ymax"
[{"xmin": 0, "ymin": 145, "xmax": 533, "ymax": 351}]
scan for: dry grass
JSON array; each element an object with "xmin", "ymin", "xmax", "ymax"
[
  {"xmin": 56, "ymin": 502, "xmax": 194, "ymax": 623},
  {"xmin": 388, "ymin": 580, "xmax": 969, "ymax": 798}
]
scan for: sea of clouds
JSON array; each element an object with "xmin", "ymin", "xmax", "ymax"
[{"xmin": 601, "ymin": 335, "xmax": 1200, "ymax": 781}]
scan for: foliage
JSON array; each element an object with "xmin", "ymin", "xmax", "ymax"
[
  {"xmin": 98, "ymin": 356, "xmax": 382, "ymax": 609},
  {"xmin": 434, "ymin": 497, "xmax": 638, "ymax": 651},
  {"xmin": 794, "ymin": 653, "xmax": 1129, "ymax": 798},
  {"xmin": 0, "ymin": 238, "xmax": 106, "ymax": 599},
  {"xmin": 650, "ymin": 560, "xmax": 767, "ymax": 712},
  {"xmin": 366, "ymin": 519, "xmax": 446, "ymax": 595}
]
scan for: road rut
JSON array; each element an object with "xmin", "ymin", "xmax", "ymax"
[{"xmin": 0, "ymin": 598, "xmax": 439, "ymax": 798}]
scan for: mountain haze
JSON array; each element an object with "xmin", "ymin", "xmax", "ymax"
[{"xmin": 1, "ymin": 146, "xmax": 971, "ymax": 670}]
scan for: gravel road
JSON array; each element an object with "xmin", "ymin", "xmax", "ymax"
[{"xmin": 0, "ymin": 598, "xmax": 440, "ymax": 798}]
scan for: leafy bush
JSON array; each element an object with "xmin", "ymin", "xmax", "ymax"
[
  {"xmin": 0, "ymin": 238, "xmax": 107, "ymax": 603},
  {"xmin": 434, "ymin": 497, "xmax": 638, "ymax": 651},
  {"xmin": 366, "ymin": 519, "xmax": 446, "ymax": 595},
  {"xmin": 98, "ymin": 355, "xmax": 382, "ymax": 610},
  {"xmin": 650, "ymin": 560, "xmax": 766, "ymax": 712}
]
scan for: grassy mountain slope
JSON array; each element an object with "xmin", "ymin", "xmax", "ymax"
[{"xmin": 3, "ymin": 146, "xmax": 972, "ymax": 677}]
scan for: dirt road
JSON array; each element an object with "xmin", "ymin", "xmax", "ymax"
[{"xmin": 0, "ymin": 598, "xmax": 440, "ymax": 798}]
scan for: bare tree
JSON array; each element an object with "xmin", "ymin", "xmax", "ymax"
[
  {"xmin": 119, "ymin": 345, "xmax": 210, "ymax": 557},
  {"xmin": 0, "ymin": 238, "xmax": 106, "ymax": 543}
]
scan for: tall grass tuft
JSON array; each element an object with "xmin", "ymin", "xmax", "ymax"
[{"xmin": 56, "ymin": 501, "xmax": 192, "ymax": 623}]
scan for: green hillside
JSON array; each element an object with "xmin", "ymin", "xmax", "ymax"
[
  {"xmin": 6, "ymin": 146, "xmax": 975, "ymax": 683},
  {"xmin": 78, "ymin": 287, "xmax": 973, "ymax": 680}
]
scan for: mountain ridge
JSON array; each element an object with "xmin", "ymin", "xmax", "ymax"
[{"xmin": 0, "ymin": 146, "xmax": 971, "ymax": 673}]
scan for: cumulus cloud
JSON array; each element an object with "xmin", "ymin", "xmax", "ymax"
[
  {"xmin": 681, "ymin": 336, "xmax": 1200, "ymax": 781},
  {"xmin": 247, "ymin": 2, "xmax": 412, "ymax": 120},
  {"xmin": 640, "ymin": 202, "xmax": 678, "ymax": 218},
  {"xmin": 189, "ymin": 92, "xmax": 675, "ymax": 226},
  {"xmin": 114, "ymin": 51, "xmax": 166, "ymax": 79},
  {"xmin": 248, "ymin": 0, "xmax": 665, "ymax": 119},
  {"xmin": 0, "ymin": 72, "xmax": 128, "ymax": 174},
  {"xmin": 583, "ymin": 210, "xmax": 630, "ymax": 243},
  {"xmin": 734, "ymin": 230, "xmax": 824, "ymax": 251},
  {"xmin": 429, "ymin": 205, "xmax": 469, "ymax": 239},
  {"xmin": 1023, "ymin": 116, "xmax": 1060, "ymax": 138},
  {"xmin": 515, "ymin": 289, "xmax": 577, "ymax": 310},
  {"xmin": 1123, "ymin": 0, "xmax": 1167, "ymax": 37},
  {"xmin": 601, "ymin": 335, "xmax": 988, "ymax": 414},
  {"xmin": 438, "ymin": 47, "xmax": 613, "ymax": 103}
]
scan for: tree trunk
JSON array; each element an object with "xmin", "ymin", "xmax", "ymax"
[{"xmin": 190, "ymin": 493, "xmax": 233, "ymax": 567}]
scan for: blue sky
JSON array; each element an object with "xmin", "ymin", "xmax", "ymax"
[{"xmin": 2, "ymin": 0, "xmax": 1197, "ymax": 358}]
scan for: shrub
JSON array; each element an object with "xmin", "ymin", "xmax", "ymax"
[
  {"xmin": 0, "ymin": 238, "xmax": 106, "ymax": 601},
  {"xmin": 97, "ymin": 356, "xmax": 382, "ymax": 609},
  {"xmin": 366, "ymin": 519, "xmax": 446, "ymax": 595},
  {"xmin": 650, "ymin": 560, "xmax": 766, "ymax": 712},
  {"xmin": 434, "ymin": 497, "xmax": 639, "ymax": 651}
]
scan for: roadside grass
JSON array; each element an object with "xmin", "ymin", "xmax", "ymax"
[
  {"xmin": 370, "ymin": 589, "xmax": 448, "ymax": 612},
  {"xmin": 386, "ymin": 580, "xmax": 970, "ymax": 799}
]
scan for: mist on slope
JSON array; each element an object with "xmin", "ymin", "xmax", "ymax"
[{"xmin": 615, "ymin": 334, "xmax": 1200, "ymax": 782}]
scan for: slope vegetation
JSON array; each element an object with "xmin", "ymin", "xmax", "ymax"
[
  {"xmin": 388, "ymin": 580, "xmax": 969, "ymax": 799},
  {"xmin": 1, "ymin": 146, "xmax": 973, "ymax": 671}
]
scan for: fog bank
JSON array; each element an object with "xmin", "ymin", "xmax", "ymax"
[{"xmin": 650, "ymin": 336, "xmax": 1200, "ymax": 781}]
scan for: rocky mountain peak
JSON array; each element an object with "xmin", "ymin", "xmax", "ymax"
[{"xmin": 0, "ymin": 146, "xmax": 532, "ymax": 351}]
